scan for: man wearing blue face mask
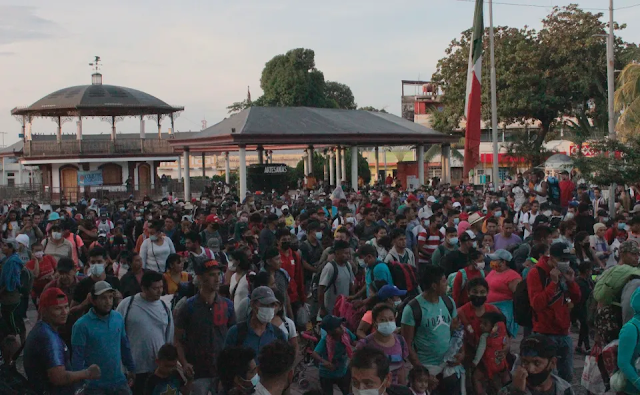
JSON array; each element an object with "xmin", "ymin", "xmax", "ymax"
[{"xmin": 71, "ymin": 247, "xmax": 122, "ymax": 317}]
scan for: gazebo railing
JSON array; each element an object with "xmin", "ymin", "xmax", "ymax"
[{"xmin": 24, "ymin": 139, "xmax": 174, "ymax": 157}]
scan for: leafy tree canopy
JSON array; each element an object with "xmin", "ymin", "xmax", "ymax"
[
  {"xmin": 572, "ymin": 135, "xmax": 640, "ymax": 186},
  {"xmin": 358, "ymin": 106, "xmax": 388, "ymax": 113}
]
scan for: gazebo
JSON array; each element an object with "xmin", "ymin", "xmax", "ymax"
[
  {"xmin": 8, "ymin": 58, "xmax": 184, "ymax": 201},
  {"xmin": 169, "ymin": 106, "xmax": 458, "ymax": 198}
]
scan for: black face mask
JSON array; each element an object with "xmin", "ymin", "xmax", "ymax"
[
  {"xmin": 526, "ymin": 362, "xmax": 552, "ymax": 387},
  {"xmin": 280, "ymin": 242, "xmax": 291, "ymax": 250},
  {"xmin": 469, "ymin": 295, "xmax": 487, "ymax": 307},
  {"xmin": 245, "ymin": 236, "xmax": 254, "ymax": 244}
]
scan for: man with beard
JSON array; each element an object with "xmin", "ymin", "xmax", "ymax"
[{"xmin": 24, "ymin": 287, "xmax": 101, "ymax": 394}]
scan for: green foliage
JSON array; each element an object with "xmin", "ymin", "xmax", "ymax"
[
  {"xmin": 344, "ymin": 148, "xmax": 371, "ymax": 185},
  {"xmin": 325, "ymin": 81, "xmax": 357, "ymax": 109},
  {"xmin": 290, "ymin": 149, "xmax": 371, "ymax": 187},
  {"xmin": 572, "ymin": 135, "xmax": 640, "ymax": 186},
  {"xmin": 210, "ymin": 172, "xmax": 238, "ymax": 185},
  {"xmin": 227, "ymin": 99, "xmax": 251, "ymax": 114},
  {"xmin": 358, "ymin": 106, "xmax": 388, "ymax": 113},
  {"xmin": 293, "ymin": 151, "xmax": 327, "ymax": 180},
  {"xmin": 432, "ymin": 4, "xmax": 636, "ymax": 166},
  {"xmin": 614, "ymin": 63, "xmax": 640, "ymax": 139}
]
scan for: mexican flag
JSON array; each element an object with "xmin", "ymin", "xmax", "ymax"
[{"xmin": 464, "ymin": 0, "xmax": 484, "ymax": 179}]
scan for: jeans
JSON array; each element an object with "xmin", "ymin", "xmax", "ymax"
[
  {"xmin": 0, "ymin": 302, "xmax": 23, "ymax": 336},
  {"xmin": 192, "ymin": 378, "xmax": 217, "ymax": 395},
  {"xmin": 84, "ymin": 384, "xmax": 132, "ymax": 395},
  {"xmin": 540, "ymin": 334, "xmax": 573, "ymax": 383}
]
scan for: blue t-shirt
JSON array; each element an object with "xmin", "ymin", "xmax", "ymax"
[
  {"xmin": 24, "ymin": 321, "xmax": 76, "ymax": 395},
  {"xmin": 224, "ymin": 322, "xmax": 287, "ymax": 358},
  {"xmin": 365, "ymin": 262, "xmax": 394, "ymax": 297},
  {"xmin": 401, "ymin": 295, "xmax": 457, "ymax": 366},
  {"xmin": 72, "ymin": 309, "xmax": 135, "ymax": 389},
  {"xmin": 314, "ymin": 329, "xmax": 356, "ymax": 378}
]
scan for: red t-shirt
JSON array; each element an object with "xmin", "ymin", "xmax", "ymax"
[
  {"xmin": 452, "ymin": 267, "xmax": 484, "ymax": 307},
  {"xmin": 279, "ymin": 249, "xmax": 305, "ymax": 303},
  {"xmin": 559, "ymin": 180, "xmax": 575, "ymax": 208},
  {"xmin": 26, "ymin": 255, "xmax": 58, "ymax": 296},
  {"xmin": 457, "ymin": 302, "xmax": 501, "ymax": 366}
]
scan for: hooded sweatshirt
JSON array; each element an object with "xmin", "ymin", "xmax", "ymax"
[
  {"xmin": 0, "ymin": 253, "xmax": 23, "ymax": 304},
  {"xmin": 617, "ymin": 287, "xmax": 640, "ymax": 394}
]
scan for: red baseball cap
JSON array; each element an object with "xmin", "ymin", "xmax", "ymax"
[
  {"xmin": 39, "ymin": 287, "xmax": 68, "ymax": 311},
  {"xmin": 206, "ymin": 214, "xmax": 219, "ymax": 224}
]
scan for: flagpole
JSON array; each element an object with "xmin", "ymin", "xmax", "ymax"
[{"xmin": 489, "ymin": 0, "xmax": 499, "ymax": 191}]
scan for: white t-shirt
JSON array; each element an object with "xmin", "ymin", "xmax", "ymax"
[
  {"xmin": 521, "ymin": 211, "xmax": 539, "ymax": 239},
  {"xmin": 140, "ymin": 237, "xmax": 176, "ymax": 273},
  {"xmin": 278, "ymin": 316, "xmax": 298, "ymax": 340},
  {"xmin": 231, "ymin": 272, "xmax": 251, "ymax": 317}
]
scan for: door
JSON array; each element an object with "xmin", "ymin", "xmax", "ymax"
[
  {"xmin": 60, "ymin": 167, "xmax": 78, "ymax": 202},
  {"xmin": 138, "ymin": 163, "xmax": 151, "ymax": 195}
]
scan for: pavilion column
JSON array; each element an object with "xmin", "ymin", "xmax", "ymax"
[
  {"xmin": 170, "ymin": 114, "xmax": 175, "ymax": 139},
  {"xmin": 340, "ymin": 147, "xmax": 346, "ymax": 182},
  {"xmin": 374, "ymin": 146, "xmax": 380, "ymax": 183},
  {"xmin": 225, "ymin": 152, "xmax": 231, "ymax": 184},
  {"xmin": 329, "ymin": 150, "xmax": 335, "ymax": 186},
  {"xmin": 351, "ymin": 145, "xmax": 359, "ymax": 192},
  {"xmin": 25, "ymin": 119, "xmax": 32, "ymax": 141},
  {"xmin": 202, "ymin": 152, "xmax": 206, "ymax": 178},
  {"xmin": 111, "ymin": 116, "xmax": 116, "ymax": 141},
  {"xmin": 183, "ymin": 148, "xmax": 191, "ymax": 200},
  {"xmin": 157, "ymin": 115, "xmax": 162, "ymax": 140},
  {"xmin": 336, "ymin": 147, "xmax": 342, "ymax": 185},
  {"xmin": 303, "ymin": 151, "xmax": 309, "ymax": 176},
  {"xmin": 417, "ymin": 145, "xmax": 425, "ymax": 187},
  {"xmin": 442, "ymin": 144, "xmax": 451, "ymax": 184},
  {"xmin": 239, "ymin": 145, "xmax": 247, "ymax": 199},
  {"xmin": 57, "ymin": 116, "xmax": 62, "ymax": 144},
  {"xmin": 77, "ymin": 117, "xmax": 83, "ymax": 152},
  {"xmin": 308, "ymin": 145, "xmax": 314, "ymax": 175},
  {"xmin": 140, "ymin": 116, "xmax": 145, "ymax": 152},
  {"xmin": 257, "ymin": 146, "xmax": 264, "ymax": 165},
  {"xmin": 323, "ymin": 153, "xmax": 328, "ymax": 182},
  {"xmin": 177, "ymin": 155, "xmax": 182, "ymax": 181}
]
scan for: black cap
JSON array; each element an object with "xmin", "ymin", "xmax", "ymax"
[
  {"xmin": 550, "ymin": 242, "xmax": 571, "ymax": 260},
  {"xmin": 321, "ymin": 315, "xmax": 345, "ymax": 332}
]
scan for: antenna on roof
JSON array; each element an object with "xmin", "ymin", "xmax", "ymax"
[
  {"xmin": 201, "ymin": 118, "xmax": 207, "ymax": 130},
  {"xmin": 89, "ymin": 56, "xmax": 103, "ymax": 85}
]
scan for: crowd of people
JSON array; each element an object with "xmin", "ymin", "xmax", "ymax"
[{"xmin": 2, "ymin": 169, "xmax": 640, "ymax": 394}]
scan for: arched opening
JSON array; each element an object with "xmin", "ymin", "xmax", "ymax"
[
  {"xmin": 59, "ymin": 165, "xmax": 78, "ymax": 202},
  {"xmin": 100, "ymin": 163, "xmax": 123, "ymax": 186},
  {"xmin": 138, "ymin": 163, "xmax": 151, "ymax": 195}
]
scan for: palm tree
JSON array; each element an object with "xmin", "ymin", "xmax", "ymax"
[{"xmin": 614, "ymin": 62, "xmax": 640, "ymax": 140}]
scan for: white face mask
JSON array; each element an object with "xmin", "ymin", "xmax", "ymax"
[
  {"xmin": 34, "ymin": 251, "xmax": 44, "ymax": 259},
  {"xmin": 376, "ymin": 321, "xmax": 397, "ymax": 336},
  {"xmin": 257, "ymin": 307, "xmax": 275, "ymax": 323},
  {"xmin": 52, "ymin": 232, "xmax": 62, "ymax": 240},
  {"xmin": 557, "ymin": 261, "xmax": 570, "ymax": 273},
  {"xmin": 476, "ymin": 260, "xmax": 486, "ymax": 270},
  {"xmin": 90, "ymin": 263, "xmax": 105, "ymax": 276},
  {"xmin": 352, "ymin": 382, "xmax": 385, "ymax": 395}
]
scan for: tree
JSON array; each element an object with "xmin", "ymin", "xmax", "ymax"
[
  {"xmin": 325, "ymin": 81, "xmax": 357, "ymax": 109},
  {"xmin": 344, "ymin": 148, "xmax": 371, "ymax": 185},
  {"xmin": 293, "ymin": 151, "xmax": 326, "ymax": 181},
  {"xmin": 358, "ymin": 106, "xmax": 388, "ymax": 113},
  {"xmin": 615, "ymin": 63, "xmax": 640, "ymax": 139},
  {"xmin": 572, "ymin": 135, "xmax": 640, "ymax": 186}
]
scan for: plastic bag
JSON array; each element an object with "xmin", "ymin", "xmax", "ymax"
[{"xmin": 581, "ymin": 354, "xmax": 606, "ymax": 394}]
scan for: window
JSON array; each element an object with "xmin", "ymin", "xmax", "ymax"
[
  {"xmin": 100, "ymin": 163, "xmax": 123, "ymax": 185},
  {"xmin": 428, "ymin": 168, "xmax": 442, "ymax": 179},
  {"xmin": 7, "ymin": 173, "xmax": 14, "ymax": 177}
]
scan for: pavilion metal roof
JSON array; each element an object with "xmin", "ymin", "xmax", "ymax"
[
  {"xmin": 11, "ymin": 84, "xmax": 183, "ymax": 118},
  {"xmin": 169, "ymin": 107, "xmax": 458, "ymax": 149}
]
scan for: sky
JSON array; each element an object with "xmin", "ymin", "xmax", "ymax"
[{"xmin": 0, "ymin": 0, "xmax": 638, "ymax": 147}]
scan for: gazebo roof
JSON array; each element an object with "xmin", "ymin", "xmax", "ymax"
[
  {"xmin": 11, "ymin": 83, "xmax": 183, "ymax": 118},
  {"xmin": 169, "ymin": 106, "xmax": 458, "ymax": 149}
]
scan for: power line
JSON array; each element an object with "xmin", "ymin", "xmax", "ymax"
[
  {"xmin": 617, "ymin": 3, "xmax": 640, "ymax": 10},
  {"xmin": 454, "ymin": 0, "xmax": 640, "ymax": 11}
]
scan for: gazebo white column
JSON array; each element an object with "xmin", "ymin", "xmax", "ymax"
[
  {"xmin": 329, "ymin": 150, "xmax": 335, "ymax": 186},
  {"xmin": 308, "ymin": 145, "xmax": 314, "ymax": 175},
  {"xmin": 442, "ymin": 144, "xmax": 451, "ymax": 184},
  {"xmin": 303, "ymin": 151, "xmax": 309, "ymax": 176},
  {"xmin": 225, "ymin": 152, "xmax": 231, "ymax": 184},
  {"xmin": 183, "ymin": 149, "xmax": 191, "ymax": 199},
  {"xmin": 25, "ymin": 119, "xmax": 32, "ymax": 141},
  {"xmin": 239, "ymin": 145, "xmax": 247, "ymax": 199},
  {"xmin": 177, "ymin": 156, "xmax": 182, "ymax": 181},
  {"xmin": 323, "ymin": 153, "xmax": 328, "ymax": 182},
  {"xmin": 417, "ymin": 145, "xmax": 425, "ymax": 186},
  {"xmin": 76, "ymin": 117, "xmax": 82, "ymax": 140},
  {"xmin": 340, "ymin": 147, "xmax": 347, "ymax": 182},
  {"xmin": 374, "ymin": 146, "xmax": 380, "ymax": 183},
  {"xmin": 140, "ymin": 116, "xmax": 145, "ymax": 139},
  {"xmin": 111, "ymin": 116, "xmax": 116, "ymax": 141},
  {"xmin": 336, "ymin": 147, "xmax": 342, "ymax": 185},
  {"xmin": 56, "ymin": 116, "xmax": 62, "ymax": 143},
  {"xmin": 351, "ymin": 145, "xmax": 359, "ymax": 192},
  {"xmin": 157, "ymin": 115, "xmax": 162, "ymax": 140}
]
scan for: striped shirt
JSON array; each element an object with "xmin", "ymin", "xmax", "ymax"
[{"xmin": 416, "ymin": 226, "xmax": 442, "ymax": 263}]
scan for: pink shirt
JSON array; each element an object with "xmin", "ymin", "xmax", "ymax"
[
  {"xmin": 64, "ymin": 234, "xmax": 84, "ymax": 265},
  {"xmin": 486, "ymin": 269, "xmax": 521, "ymax": 303}
]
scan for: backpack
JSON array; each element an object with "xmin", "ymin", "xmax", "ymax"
[
  {"xmin": 446, "ymin": 268, "xmax": 485, "ymax": 296},
  {"xmin": 326, "ymin": 262, "xmax": 354, "ymax": 293},
  {"xmin": 407, "ymin": 295, "xmax": 454, "ymax": 328},
  {"xmin": 375, "ymin": 261, "xmax": 419, "ymax": 293},
  {"xmin": 547, "ymin": 177, "xmax": 561, "ymax": 204},
  {"xmin": 513, "ymin": 266, "xmax": 547, "ymax": 327},
  {"xmin": 593, "ymin": 265, "xmax": 640, "ymax": 306}
]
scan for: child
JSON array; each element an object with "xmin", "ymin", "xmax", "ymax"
[
  {"xmin": 408, "ymin": 365, "xmax": 437, "ymax": 395},
  {"xmin": 144, "ymin": 344, "xmax": 192, "ymax": 395},
  {"xmin": 312, "ymin": 315, "xmax": 356, "ymax": 395},
  {"xmin": 0, "ymin": 335, "xmax": 33, "ymax": 394},
  {"xmin": 471, "ymin": 312, "xmax": 510, "ymax": 395},
  {"xmin": 522, "ymin": 244, "xmax": 549, "ymax": 280},
  {"xmin": 575, "ymin": 261, "xmax": 594, "ymax": 354}
]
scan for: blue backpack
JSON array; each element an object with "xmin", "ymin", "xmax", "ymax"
[{"xmin": 547, "ymin": 176, "xmax": 561, "ymax": 204}]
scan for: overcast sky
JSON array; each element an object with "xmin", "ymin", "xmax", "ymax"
[{"xmin": 0, "ymin": 0, "xmax": 638, "ymax": 147}]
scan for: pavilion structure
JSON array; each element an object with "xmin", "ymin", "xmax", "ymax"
[
  {"xmin": 169, "ymin": 106, "xmax": 458, "ymax": 198},
  {"xmin": 8, "ymin": 58, "xmax": 183, "ymax": 201}
]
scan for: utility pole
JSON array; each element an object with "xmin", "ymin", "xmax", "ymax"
[
  {"xmin": 0, "ymin": 132, "xmax": 7, "ymax": 148},
  {"xmin": 608, "ymin": 0, "xmax": 616, "ymax": 215},
  {"xmin": 489, "ymin": 0, "xmax": 499, "ymax": 191}
]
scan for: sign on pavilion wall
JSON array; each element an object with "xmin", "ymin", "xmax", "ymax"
[{"xmin": 78, "ymin": 171, "xmax": 103, "ymax": 186}]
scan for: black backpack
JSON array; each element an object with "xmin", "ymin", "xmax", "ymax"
[
  {"xmin": 513, "ymin": 266, "xmax": 547, "ymax": 327},
  {"xmin": 406, "ymin": 295, "xmax": 454, "ymax": 328}
]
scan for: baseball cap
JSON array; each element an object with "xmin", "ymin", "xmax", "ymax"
[
  {"xmin": 194, "ymin": 259, "xmax": 220, "ymax": 275},
  {"xmin": 377, "ymin": 285, "xmax": 407, "ymax": 301},
  {"xmin": 206, "ymin": 214, "xmax": 219, "ymax": 224},
  {"xmin": 321, "ymin": 315, "xmax": 345, "ymax": 332},
  {"xmin": 620, "ymin": 240, "xmax": 640, "ymax": 255},
  {"xmin": 93, "ymin": 281, "xmax": 115, "ymax": 296},
  {"xmin": 39, "ymin": 287, "xmax": 68, "ymax": 311},
  {"xmin": 281, "ymin": 205, "xmax": 290, "ymax": 211},
  {"xmin": 550, "ymin": 242, "xmax": 572, "ymax": 260},
  {"xmin": 460, "ymin": 230, "xmax": 476, "ymax": 242},
  {"xmin": 15, "ymin": 234, "xmax": 29, "ymax": 248},
  {"xmin": 487, "ymin": 249, "xmax": 513, "ymax": 262},
  {"xmin": 251, "ymin": 286, "xmax": 278, "ymax": 305},
  {"xmin": 427, "ymin": 196, "xmax": 437, "ymax": 203}
]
